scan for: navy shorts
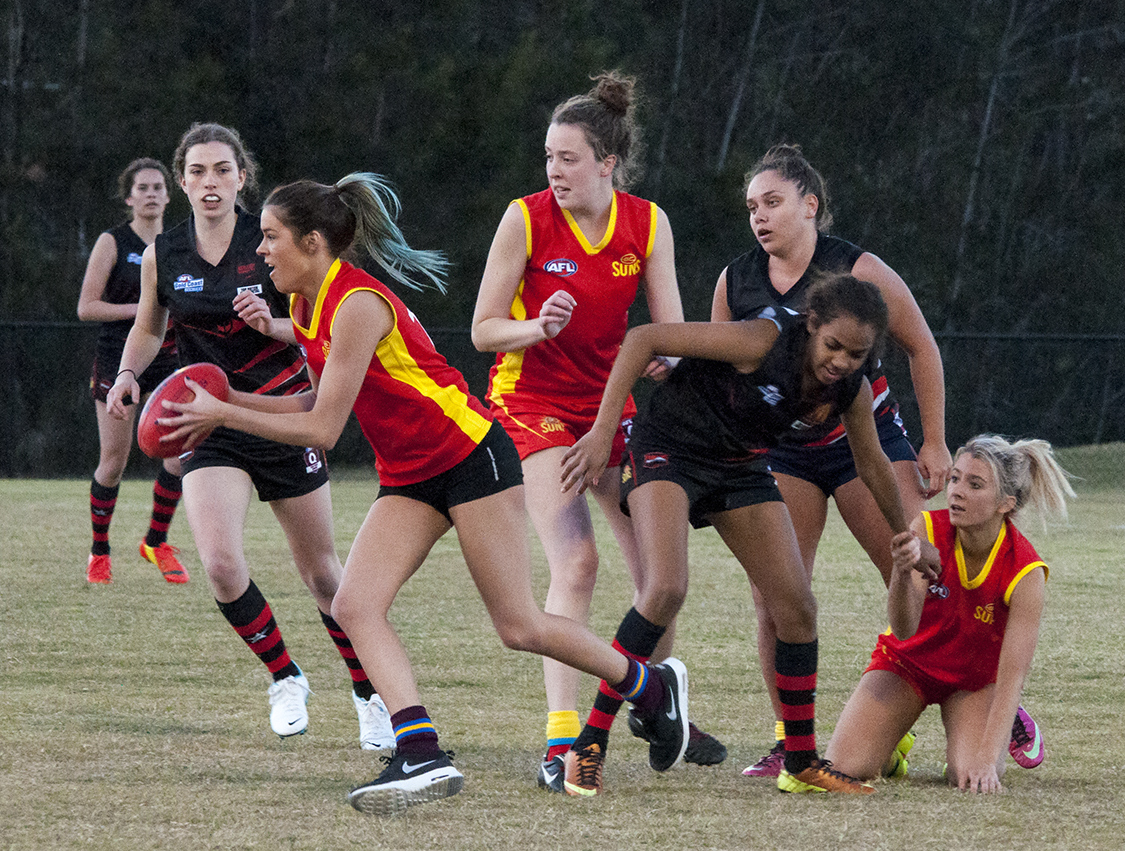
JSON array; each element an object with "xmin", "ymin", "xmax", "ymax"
[
  {"xmin": 620, "ymin": 441, "xmax": 783, "ymax": 530},
  {"xmin": 90, "ymin": 347, "xmax": 180, "ymax": 403},
  {"xmin": 181, "ymin": 426, "xmax": 330, "ymax": 502},
  {"xmin": 377, "ymin": 421, "xmax": 524, "ymax": 523},
  {"xmin": 767, "ymin": 408, "xmax": 917, "ymax": 496}
]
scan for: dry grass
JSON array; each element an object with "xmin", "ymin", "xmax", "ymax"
[{"xmin": 1, "ymin": 444, "xmax": 1123, "ymax": 850}]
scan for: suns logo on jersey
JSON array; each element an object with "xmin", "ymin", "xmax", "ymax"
[
  {"xmin": 545, "ymin": 258, "xmax": 577, "ymax": 277},
  {"xmin": 539, "ymin": 416, "xmax": 566, "ymax": 434},
  {"xmin": 612, "ymin": 253, "xmax": 640, "ymax": 277},
  {"xmin": 974, "ymin": 603, "xmax": 995, "ymax": 624}
]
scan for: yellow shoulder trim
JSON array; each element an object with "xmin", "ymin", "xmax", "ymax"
[
  {"xmin": 514, "ymin": 199, "xmax": 532, "ymax": 259},
  {"xmin": 645, "ymin": 201, "xmax": 658, "ymax": 258},
  {"xmin": 1003, "ymin": 561, "xmax": 1048, "ymax": 605}
]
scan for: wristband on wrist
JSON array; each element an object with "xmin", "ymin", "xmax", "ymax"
[{"xmin": 116, "ymin": 368, "xmax": 136, "ymax": 381}]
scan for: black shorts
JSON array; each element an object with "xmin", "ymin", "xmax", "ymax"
[
  {"xmin": 377, "ymin": 421, "xmax": 523, "ymax": 523},
  {"xmin": 90, "ymin": 347, "xmax": 180, "ymax": 403},
  {"xmin": 767, "ymin": 408, "xmax": 917, "ymax": 496},
  {"xmin": 180, "ymin": 426, "xmax": 330, "ymax": 502},
  {"xmin": 620, "ymin": 441, "xmax": 783, "ymax": 530}
]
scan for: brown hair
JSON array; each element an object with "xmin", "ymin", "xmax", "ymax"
[
  {"xmin": 745, "ymin": 143, "xmax": 832, "ymax": 231},
  {"xmin": 117, "ymin": 158, "xmax": 171, "ymax": 202},
  {"xmin": 172, "ymin": 123, "xmax": 259, "ymax": 200},
  {"xmin": 265, "ymin": 173, "xmax": 448, "ymax": 292},
  {"xmin": 551, "ymin": 70, "xmax": 644, "ymax": 190}
]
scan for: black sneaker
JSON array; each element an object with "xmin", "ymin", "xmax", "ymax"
[
  {"xmin": 347, "ymin": 750, "xmax": 464, "ymax": 816},
  {"xmin": 536, "ymin": 752, "xmax": 565, "ymax": 793},
  {"xmin": 627, "ymin": 711, "xmax": 728, "ymax": 766},
  {"xmin": 632, "ymin": 657, "xmax": 689, "ymax": 772}
]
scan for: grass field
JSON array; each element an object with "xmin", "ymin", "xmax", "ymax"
[{"xmin": 1, "ymin": 444, "xmax": 1123, "ymax": 850}]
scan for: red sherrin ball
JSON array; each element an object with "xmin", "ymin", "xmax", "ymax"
[{"xmin": 137, "ymin": 363, "xmax": 229, "ymax": 458}]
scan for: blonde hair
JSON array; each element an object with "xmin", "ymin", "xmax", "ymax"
[{"xmin": 956, "ymin": 435, "xmax": 1076, "ymax": 527}]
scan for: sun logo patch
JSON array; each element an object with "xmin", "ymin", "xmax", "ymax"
[{"xmin": 612, "ymin": 253, "xmax": 640, "ymax": 277}]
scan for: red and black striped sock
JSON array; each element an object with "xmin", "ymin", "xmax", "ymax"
[
  {"xmin": 319, "ymin": 610, "xmax": 375, "ymax": 700},
  {"xmin": 89, "ymin": 478, "xmax": 119, "ymax": 556},
  {"xmin": 776, "ymin": 637, "xmax": 819, "ymax": 775},
  {"xmin": 144, "ymin": 468, "xmax": 182, "ymax": 548},
  {"xmin": 573, "ymin": 607, "xmax": 665, "ymax": 751},
  {"xmin": 217, "ymin": 580, "xmax": 300, "ymax": 681}
]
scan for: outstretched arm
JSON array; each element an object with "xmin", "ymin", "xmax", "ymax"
[
  {"xmin": 958, "ymin": 568, "xmax": 1045, "ymax": 794},
  {"xmin": 560, "ymin": 318, "xmax": 779, "ymax": 492},
  {"xmin": 887, "ymin": 515, "xmax": 933, "ymax": 639},
  {"xmin": 853, "ymin": 252, "xmax": 951, "ymax": 496}
]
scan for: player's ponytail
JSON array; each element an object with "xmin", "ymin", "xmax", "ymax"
[
  {"xmin": 264, "ymin": 173, "xmax": 448, "ymax": 293},
  {"xmin": 956, "ymin": 435, "xmax": 1076, "ymax": 527}
]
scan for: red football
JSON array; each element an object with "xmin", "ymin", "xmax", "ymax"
[{"xmin": 137, "ymin": 363, "xmax": 230, "ymax": 458}]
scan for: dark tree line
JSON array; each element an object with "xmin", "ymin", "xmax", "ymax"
[{"xmin": 2, "ymin": 0, "xmax": 1122, "ymax": 474}]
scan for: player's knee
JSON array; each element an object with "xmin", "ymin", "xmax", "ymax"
[
  {"xmin": 773, "ymin": 591, "xmax": 817, "ymax": 642},
  {"xmin": 493, "ymin": 615, "xmax": 541, "ymax": 653}
]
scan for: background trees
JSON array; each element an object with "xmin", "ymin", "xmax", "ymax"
[{"xmin": 2, "ymin": 0, "xmax": 1122, "ymax": 475}]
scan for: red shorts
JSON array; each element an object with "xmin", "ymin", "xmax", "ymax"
[
  {"xmin": 864, "ymin": 636, "xmax": 965, "ymax": 707},
  {"xmin": 489, "ymin": 393, "xmax": 636, "ymax": 467}
]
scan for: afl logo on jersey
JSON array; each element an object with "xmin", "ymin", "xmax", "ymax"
[
  {"xmin": 544, "ymin": 258, "xmax": 577, "ymax": 277},
  {"xmin": 174, "ymin": 273, "xmax": 204, "ymax": 293},
  {"xmin": 612, "ymin": 253, "xmax": 641, "ymax": 277}
]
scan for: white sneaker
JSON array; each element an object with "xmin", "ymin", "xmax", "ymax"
[
  {"xmin": 353, "ymin": 692, "xmax": 395, "ymax": 751},
  {"xmin": 268, "ymin": 672, "xmax": 310, "ymax": 738}
]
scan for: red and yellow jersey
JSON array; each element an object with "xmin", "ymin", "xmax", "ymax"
[
  {"xmin": 877, "ymin": 509, "xmax": 1047, "ymax": 692},
  {"xmin": 487, "ymin": 188, "xmax": 657, "ymax": 412},
  {"xmin": 291, "ymin": 260, "xmax": 493, "ymax": 486}
]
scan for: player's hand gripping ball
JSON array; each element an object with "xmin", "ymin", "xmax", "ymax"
[{"xmin": 137, "ymin": 363, "xmax": 229, "ymax": 458}]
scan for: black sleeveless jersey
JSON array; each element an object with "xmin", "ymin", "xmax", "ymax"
[
  {"xmin": 724, "ymin": 233, "xmax": 897, "ymax": 444},
  {"xmin": 154, "ymin": 208, "xmax": 309, "ymax": 396},
  {"xmin": 95, "ymin": 222, "xmax": 174, "ymax": 363},
  {"xmin": 633, "ymin": 308, "xmax": 867, "ymax": 462},
  {"xmin": 725, "ymin": 233, "xmax": 864, "ymax": 319}
]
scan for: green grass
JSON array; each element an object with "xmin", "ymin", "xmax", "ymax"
[{"xmin": 1, "ymin": 442, "xmax": 1123, "ymax": 850}]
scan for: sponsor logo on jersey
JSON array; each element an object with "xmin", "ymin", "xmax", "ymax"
[
  {"xmin": 237, "ymin": 263, "xmax": 257, "ymax": 276},
  {"xmin": 643, "ymin": 452, "xmax": 669, "ymax": 468},
  {"xmin": 612, "ymin": 253, "xmax": 641, "ymax": 277},
  {"xmin": 759, "ymin": 384, "xmax": 783, "ymax": 406},
  {"xmin": 127, "ymin": 252, "xmax": 144, "ymax": 265},
  {"xmin": 544, "ymin": 258, "xmax": 578, "ymax": 276},
  {"xmin": 539, "ymin": 416, "xmax": 566, "ymax": 434},
  {"xmin": 236, "ymin": 284, "xmax": 263, "ymax": 295},
  {"xmin": 174, "ymin": 273, "xmax": 204, "ymax": 293},
  {"xmin": 974, "ymin": 603, "xmax": 995, "ymax": 624},
  {"xmin": 304, "ymin": 447, "xmax": 323, "ymax": 474}
]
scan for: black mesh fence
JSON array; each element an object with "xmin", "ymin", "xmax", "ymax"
[{"xmin": 1, "ymin": 322, "xmax": 1122, "ymax": 478}]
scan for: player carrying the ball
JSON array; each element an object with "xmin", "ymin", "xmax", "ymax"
[{"xmin": 159, "ymin": 171, "xmax": 692, "ymax": 817}]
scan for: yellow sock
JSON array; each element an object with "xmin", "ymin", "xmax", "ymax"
[
  {"xmin": 774, "ymin": 719, "xmax": 786, "ymax": 743},
  {"xmin": 546, "ymin": 710, "xmax": 581, "ymax": 759}
]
